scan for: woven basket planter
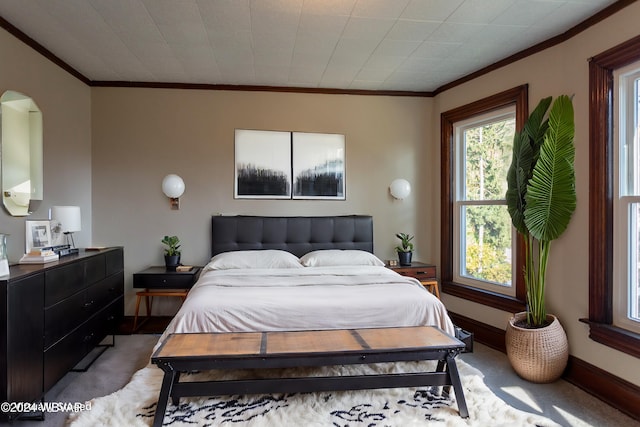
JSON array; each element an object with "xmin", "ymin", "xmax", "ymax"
[{"xmin": 505, "ymin": 312, "xmax": 569, "ymax": 383}]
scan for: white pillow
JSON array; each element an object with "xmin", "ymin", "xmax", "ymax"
[
  {"xmin": 300, "ymin": 249, "xmax": 385, "ymax": 267},
  {"xmin": 207, "ymin": 250, "xmax": 302, "ymax": 270}
]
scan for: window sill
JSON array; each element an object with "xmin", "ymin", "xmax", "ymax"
[
  {"xmin": 579, "ymin": 319, "xmax": 640, "ymax": 359},
  {"xmin": 443, "ymin": 281, "xmax": 525, "ymax": 313}
]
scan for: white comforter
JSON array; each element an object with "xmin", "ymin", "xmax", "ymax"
[{"xmin": 156, "ymin": 265, "xmax": 454, "ymax": 349}]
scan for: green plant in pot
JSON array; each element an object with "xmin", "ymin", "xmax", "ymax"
[
  {"xmin": 395, "ymin": 233, "xmax": 414, "ymax": 266},
  {"xmin": 161, "ymin": 235, "xmax": 181, "ymax": 271},
  {"xmin": 504, "ymin": 94, "xmax": 576, "ymax": 382}
]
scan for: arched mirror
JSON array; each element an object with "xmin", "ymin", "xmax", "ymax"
[{"xmin": 0, "ymin": 90, "xmax": 43, "ymax": 216}]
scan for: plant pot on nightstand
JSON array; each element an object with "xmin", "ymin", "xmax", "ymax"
[
  {"xmin": 164, "ymin": 255, "xmax": 180, "ymax": 271},
  {"xmin": 398, "ymin": 251, "xmax": 412, "ymax": 266}
]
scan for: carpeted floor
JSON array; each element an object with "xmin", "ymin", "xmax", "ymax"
[{"xmin": 13, "ymin": 334, "xmax": 639, "ymax": 427}]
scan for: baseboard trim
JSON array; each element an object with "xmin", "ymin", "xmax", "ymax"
[
  {"xmin": 448, "ymin": 312, "xmax": 506, "ymax": 352},
  {"xmin": 564, "ymin": 356, "xmax": 640, "ymax": 420},
  {"xmin": 449, "ymin": 311, "xmax": 640, "ymax": 421}
]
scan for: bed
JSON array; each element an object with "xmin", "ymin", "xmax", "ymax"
[{"xmin": 157, "ymin": 215, "xmax": 454, "ymax": 347}]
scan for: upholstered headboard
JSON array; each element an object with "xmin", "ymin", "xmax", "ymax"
[{"xmin": 211, "ymin": 215, "xmax": 373, "ymax": 258}]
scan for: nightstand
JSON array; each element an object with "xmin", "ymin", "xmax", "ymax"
[
  {"xmin": 387, "ymin": 261, "xmax": 440, "ymax": 299},
  {"xmin": 132, "ymin": 266, "xmax": 201, "ymax": 331}
]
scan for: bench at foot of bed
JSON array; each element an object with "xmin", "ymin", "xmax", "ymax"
[{"xmin": 150, "ymin": 326, "xmax": 469, "ymax": 427}]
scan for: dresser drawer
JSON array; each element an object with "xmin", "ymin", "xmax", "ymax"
[
  {"xmin": 45, "ymin": 262, "xmax": 85, "ymax": 306},
  {"xmin": 84, "ymin": 297, "xmax": 122, "ymax": 349},
  {"xmin": 105, "ymin": 248, "xmax": 124, "ymax": 276},
  {"xmin": 43, "ymin": 289, "xmax": 89, "ymax": 349},
  {"xmin": 87, "ymin": 273, "xmax": 123, "ymax": 310},
  {"xmin": 85, "ymin": 255, "xmax": 106, "ymax": 286},
  {"xmin": 44, "ymin": 321, "xmax": 88, "ymax": 391}
]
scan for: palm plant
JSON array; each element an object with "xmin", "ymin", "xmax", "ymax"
[{"xmin": 505, "ymin": 95, "xmax": 576, "ymax": 327}]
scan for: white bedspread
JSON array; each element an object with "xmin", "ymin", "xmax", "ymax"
[{"xmin": 156, "ymin": 266, "xmax": 454, "ymax": 349}]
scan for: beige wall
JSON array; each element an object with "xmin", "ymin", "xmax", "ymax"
[
  {"xmin": 434, "ymin": 2, "xmax": 640, "ymax": 386},
  {"xmin": 90, "ymin": 88, "xmax": 434, "ymax": 315},
  {"xmin": 0, "ymin": 27, "xmax": 92, "ymax": 261}
]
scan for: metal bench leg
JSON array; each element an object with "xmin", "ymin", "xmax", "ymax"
[
  {"xmin": 153, "ymin": 369, "xmax": 177, "ymax": 427},
  {"xmin": 172, "ymin": 372, "xmax": 182, "ymax": 406},
  {"xmin": 446, "ymin": 355, "xmax": 469, "ymax": 418}
]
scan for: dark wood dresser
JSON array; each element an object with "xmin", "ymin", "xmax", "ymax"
[{"xmin": 0, "ymin": 247, "xmax": 124, "ymax": 421}]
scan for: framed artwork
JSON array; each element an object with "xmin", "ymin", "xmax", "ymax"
[
  {"xmin": 25, "ymin": 220, "xmax": 52, "ymax": 252},
  {"xmin": 234, "ymin": 129, "xmax": 346, "ymax": 200},
  {"xmin": 235, "ymin": 129, "xmax": 292, "ymax": 199},
  {"xmin": 49, "ymin": 219, "xmax": 66, "ymax": 246},
  {"xmin": 293, "ymin": 132, "xmax": 345, "ymax": 200}
]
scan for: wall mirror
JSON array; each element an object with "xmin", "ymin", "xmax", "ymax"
[{"xmin": 0, "ymin": 90, "xmax": 43, "ymax": 216}]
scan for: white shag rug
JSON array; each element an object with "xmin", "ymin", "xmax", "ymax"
[{"xmin": 67, "ymin": 360, "xmax": 560, "ymax": 427}]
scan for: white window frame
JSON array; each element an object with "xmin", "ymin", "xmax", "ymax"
[
  {"xmin": 452, "ymin": 106, "xmax": 516, "ymax": 296},
  {"xmin": 614, "ymin": 62, "xmax": 640, "ymax": 333}
]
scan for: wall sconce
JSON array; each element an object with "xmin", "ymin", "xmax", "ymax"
[
  {"xmin": 50, "ymin": 205, "xmax": 81, "ymax": 252},
  {"xmin": 390, "ymin": 179, "xmax": 411, "ymax": 200},
  {"xmin": 162, "ymin": 174, "xmax": 185, "ymax": 210}
]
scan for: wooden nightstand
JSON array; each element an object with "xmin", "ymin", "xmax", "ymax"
[
  {"xmin": 132, "ymin": 266, "xmax": 201, "ymax": 331},
  {"xmin": 387, "ymin": 261, "xmax": 440, "ymax": 299}
]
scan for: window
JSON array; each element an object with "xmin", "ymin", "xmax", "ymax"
[
  {"xmin": 441, "ymin": 85, "xmax": 527, "ymax": 311},
  {"xmin": 615, "ymin": 64, "xmax": 640, "ymax": 334},
  {"xmin": 587, "ymin": 35, "xmax": 640, "ymax": 358},
  {"xmin": 453, "ymin": 107, "xmax": 516, "ymax": 294}
]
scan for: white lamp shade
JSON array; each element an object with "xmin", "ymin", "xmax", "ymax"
[
  {"xmin": 390, "ymin": 179, "xmax": 411, "ymax": 199},
  {"xmin": 50, "ymin": 206, "xmax": 81, "ymax": 232},
  {"xmin": 162, "ymin": 174, "xmax": 185, "ymax": 198}
]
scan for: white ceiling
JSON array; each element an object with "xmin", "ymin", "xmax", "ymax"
[{"xmin": 0, "ymin": 0, "xmax": 619, "ymax": 93}]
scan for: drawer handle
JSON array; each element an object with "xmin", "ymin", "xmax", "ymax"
[
  {"xmin": 84, "ymin": 300, "xmax": 94, "ymax": 308},
  {"xmin": 107, "ymin": 315, "xmax": 115, "ymax": 321},
  {"xmin": 83, "ymin": 333, "xmax": 94, "ymax": 343}
]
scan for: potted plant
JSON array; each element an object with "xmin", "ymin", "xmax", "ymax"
[
  {"xmin": 395, "ymin": 233, "xmax": 414, "ymax": 266},
  {"xmin": 161, "ymin": 235, "xmax": 181, "ymax": 271},
  {"xmin": 504, "ymin": 94, "xmax": 576, "ymax": 382}
]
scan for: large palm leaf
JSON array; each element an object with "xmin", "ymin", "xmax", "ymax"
[
  {"xmin": 524, "ymin": 95, "xmax": 576, "ymax": 242},
  {"xmin": 506, "ymin": 97, "xmax": 551, "ymax": 235}
]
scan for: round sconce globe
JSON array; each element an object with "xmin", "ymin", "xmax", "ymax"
[
  {"xmin": 390, "ymin": 179, "xmax": 411, "ymax": 200},
  {"xmin": 162, "ymin": 174, "xmax": 185, "ymax": 198}
]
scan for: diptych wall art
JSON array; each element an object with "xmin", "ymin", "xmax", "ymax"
[{"xmin": 235, "ymin": 129, "xmax": 345, "ymax": 200}]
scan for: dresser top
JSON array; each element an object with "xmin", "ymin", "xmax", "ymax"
[{"xmin": 2, "ymin": 247, "xmax": 122, "ymax": 282}]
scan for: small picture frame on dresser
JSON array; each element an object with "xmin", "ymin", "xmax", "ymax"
[
  {"xmin": 25, "ymin": 220, "xmax": 52, "ymax": 252},
  {"xmin": 49, "ymin": 219, "xmax": 65, "ymax": 246}
]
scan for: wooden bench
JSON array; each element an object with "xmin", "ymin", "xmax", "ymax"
[{"xmin": 150, "ymin": 326, "xmax": 469, "ymax": 427}]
